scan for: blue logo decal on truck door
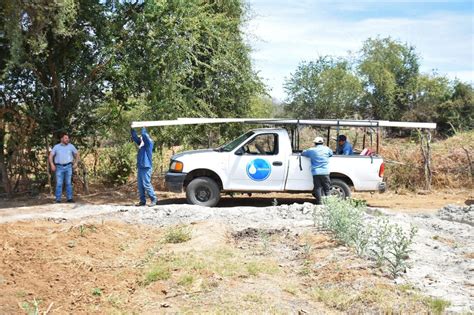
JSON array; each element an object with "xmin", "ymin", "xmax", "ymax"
[{"xmin": 246, "ymin": 159, "xmax": 271, "ymax": 181}]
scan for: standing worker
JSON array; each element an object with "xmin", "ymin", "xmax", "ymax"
[
  {"xmin": 131, "ymin": 127, "xmax": 158, "ymax": 206},
  {"xmin": 336, "ymin": 135, "xmax": 353, "ymax": 155},
  {"xmin": 301, "ymin": 136, "xmax": 333, "ymax": 205},
  {"xmin": 49, "ymin": 133, "xmax": 80, "ymax": 203}
]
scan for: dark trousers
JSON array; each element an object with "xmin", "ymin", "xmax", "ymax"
[{"xmin": 312, "ymin": 175, "xmax": 331, "ymax": 205}]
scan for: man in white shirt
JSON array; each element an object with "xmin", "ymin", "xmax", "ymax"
[{"xmin": 48, "ymin": 133, "xmax": 80, "ymax": 203}]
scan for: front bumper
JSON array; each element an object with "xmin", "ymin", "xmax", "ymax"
[
  {"xmin": 165, "ymin": 172, "xmax": 187, "ymax": 193},
  {"xmin": 378, "ymin": 182, "xmax": 387, "ymax": 193}
]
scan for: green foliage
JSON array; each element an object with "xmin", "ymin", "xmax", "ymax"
[
  {"xmin": 284, "ymin": 56, "xmax": 363, "ymax": 119},
  {"xmin": 386, "ymin": 225, "xmax": 417, "ymax": 278},
  {"xmin": 358, "ymin": 37, "xmax": 420, "ymax": 120},
  {"xmin": 144, "ymin": 264, "xmax": 171, "ymax": 285},
  {"xmin": 284, "ymin": 36, "xmax": 471, "ymax": 137},
  {"xmin": 163, "ymin": 225, "xmax": 192, "ymax": 244},
  {"xmin": 425, "ymin": 297, "xmax": 451, "ymax": 314},
  {"xmin": 120, "ymin": 0, "xmax": 264, "ymax": 146},
  {"xmin": 370, "ymin": 218, "xmax": 393, "ymax": 267},
  {"xmin": 98, "ymin": 143, "xmax": 134, "ymax": 185},
  {"xmin": 316, "ymin": 197, "xmax": 417, "ymax": 278},
  {"xmin": 434, "ymin": 82, "xmax": 474, "ymax": 135},
  {"xmin": 19, "ymin": 298, "xmax": 42, "ymax": 315},
  {"xmin": 91, "ymin": 287, "xmax": 102, "ymax": 297},
  {"xmin": 0, "ymin": 0, "xmax": 263, "ymax": 192},
  {"xmin": 249, "ymin": 95, "xmax": 274, "ymax": 118},
  {"xmin": 319, "ymin": 197, "xmax": 366, "ymax": 246}
]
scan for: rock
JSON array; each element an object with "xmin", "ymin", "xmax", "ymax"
[{"xmin": 438, "ymin": 204, "xmax": 474, "ymax": 226}]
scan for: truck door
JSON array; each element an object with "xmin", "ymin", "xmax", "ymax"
[{"xmin": 227, "ymin": 133, "xmax": 287, "ymax": 191}]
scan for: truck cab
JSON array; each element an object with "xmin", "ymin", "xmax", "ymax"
[{"xmin": 166, "ymin": 127, "xmax": 386, "ymax": 207}]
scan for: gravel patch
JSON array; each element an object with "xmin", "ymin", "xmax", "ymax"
[{"xmin": 438, "ymin": 204, "xmax": 474, "ymax": 226}]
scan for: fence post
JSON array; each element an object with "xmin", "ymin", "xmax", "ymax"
[{"xmin": 418, "ymin": 129, "xmax": 432, "ymax": 191}]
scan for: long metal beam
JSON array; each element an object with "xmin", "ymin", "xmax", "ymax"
[{"xmin": 131, "ymin": 118, "xmax": 437, "ymax": 129}]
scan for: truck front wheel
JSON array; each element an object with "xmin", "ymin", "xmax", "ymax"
[
  {"xmin": 329, "ymin": 179, "xmax": 351, "ymax": 199},
  {"xmin": 186, "ymin": 177, "xmax": 221, "ymax": 207}
]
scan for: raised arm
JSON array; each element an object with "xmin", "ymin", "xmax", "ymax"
[
  {"xmin": 141, "ymin": 127, "xmax": 153, "ymax": 146},
  {"xmin": 131, "ymin": 128, "xmax": 140, "ymax": 145}
]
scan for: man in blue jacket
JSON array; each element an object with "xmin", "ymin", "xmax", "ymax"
[
  {"xmin": 336, "ymin": 135, "xmax": 353, "ymax": 155},
  {"xmin": 131, "ymin": 127, "xmax": 158, "ymax": 206},
  {"xmin": 301, "ymin": 136, "xmax": 333, "ymax": 205}
]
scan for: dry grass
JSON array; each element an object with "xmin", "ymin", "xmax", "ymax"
[{"xmin": 381, "ymin": 130, "xmax": 473, "ymax": 190}]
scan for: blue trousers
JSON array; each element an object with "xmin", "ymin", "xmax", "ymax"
[
  {"xmin": 137, "ymin": 167, "xmax": 157, "ymax": 203},
  {"xmin": 55, "ymin": 164, "xmax": 73, "ymax": 201}
]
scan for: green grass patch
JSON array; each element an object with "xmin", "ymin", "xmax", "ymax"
[
  {"xmin": 142, "ymin": 246, "xmax": 280, "ymax": 287},
  {"xmin": 425, "ymin": 297, "xmax": 451, "ymax": 314},
  {"xmin": 177, "ymin": 274, "xmax": 195, "ymax": 287},
  {"xmin": 163, "ymin": 225, "xmax": 192, "ymax": 244},
  {"xmin": 144, "ymin": 264, "xmax": 171, "ymax": 285}
]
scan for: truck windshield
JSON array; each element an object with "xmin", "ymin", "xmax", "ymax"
[{"xmin": 217, "ymin": 131, "xmax": 255, "ymax": 152}]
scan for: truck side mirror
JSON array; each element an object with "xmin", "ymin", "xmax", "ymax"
[{"xmin": 235, "ymin": 147, "xmax": 244, "ymax": 155}]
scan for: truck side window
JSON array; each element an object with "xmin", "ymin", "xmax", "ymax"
[{"xmin": 242, "ymin": 134, "xmax": 278, "ymax": 155}]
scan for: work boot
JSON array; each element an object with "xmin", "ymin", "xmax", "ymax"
[
  {"xmin": 135, "ymin": 201, "xmax": 146, "ymax": 207},
  {"xmin": 67, "ymin": 199, "xmax": 74, "ymax": 203}
]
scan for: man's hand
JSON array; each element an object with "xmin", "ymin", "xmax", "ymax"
[{"xmin": 51, "ymin": 164, "xmax": 56, "ymax": 172}]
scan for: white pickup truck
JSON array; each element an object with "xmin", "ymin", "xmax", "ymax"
[{"xmin": 165, "ymin": 127, "xmax": 386, "ymax": 206}]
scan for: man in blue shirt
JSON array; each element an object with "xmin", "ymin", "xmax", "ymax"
[
  {"xmin": 48, "ymin": 133, "xmax": 80, "ymax": 203},
  {"xmin": 336, "ymin": 135, "xmax": 353, "ymax": 155},
  {"xmin": 131, "ymin": 127, "xmax": 158, "ymax": 206},
  {"xmin": 301, "ymin": 136, "xmax": 333, "ymax": 205}
]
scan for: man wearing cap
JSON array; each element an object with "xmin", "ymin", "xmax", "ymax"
[
  {"xmin": 49, "ymin": 133, "xmax": 80, "ymax": 203},
  {"xmin": 336, "ymin": 135, "xmax": 353, "ymax": 155},
  {"xmin": 301, "ymin": 136, "xmax": 333, "ymax": 204}
]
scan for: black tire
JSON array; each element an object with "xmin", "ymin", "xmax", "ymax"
[
  {"xmin": 186, "ymin": 177, "xmax": 221, "ymax": 207},
  {"xmin": 329, "ymin": 178, "xmax": 351, "ymax": 199}
]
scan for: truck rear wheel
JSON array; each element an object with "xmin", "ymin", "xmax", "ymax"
[
  {"xmin": 329, "ymin": 179, "xmax": 351, "ymax": 199},
  {"xmin": 186, "ymin": 177, "xmax": 221, "ymax": 207}
]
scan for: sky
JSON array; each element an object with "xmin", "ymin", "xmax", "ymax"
[{"xmin": 245, "ymin": 0, "xmax": 474, "ymax": 101}]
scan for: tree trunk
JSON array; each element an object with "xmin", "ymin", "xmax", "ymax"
[
  {"xmin": 79, "ymin": 161, "xmax": 90, "ymax": 195},
  {"xmin": 0, "ymin": 126, "xmax": 12, "ymax": 197},
  {"xmin": 45, "ymin": 136, "xmax": 52, "ymax": 194}
]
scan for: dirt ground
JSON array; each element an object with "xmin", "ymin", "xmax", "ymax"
[
  {"xmin": 0, "ymin": 220, "xmax": 442, "ymax": 314},
  {"xmin": 0, "ymin": 189, "xmax": 472, "ymax": 314}
]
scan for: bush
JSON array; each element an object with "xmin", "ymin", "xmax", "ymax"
[
  {"xmin": 97, "ymin": 143, "xmax": 135, "ymax": 185},
  {"xmin": 315, "ymin": 197, "xmax": 417, "ymax": 278},
  {"xmin": 163, "ymin": 225, "xmax": 192, "ymax": 244}
]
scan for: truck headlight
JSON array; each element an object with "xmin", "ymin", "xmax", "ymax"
[{"xmin": 170, "ymin": 160, "xmax": 184, "ymax": 172}]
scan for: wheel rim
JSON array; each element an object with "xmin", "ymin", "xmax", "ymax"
[
  {"xmin": 330, "ymin": 186, "xmax": 345, "ymax": 198},
  {"xmin": 195, "ymin": 186, "xmax": 211, "ymax": 202}
]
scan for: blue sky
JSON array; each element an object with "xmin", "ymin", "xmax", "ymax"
[{"xmin": 245, "ymin": 0, "xmax": 474, "ymax": 101}]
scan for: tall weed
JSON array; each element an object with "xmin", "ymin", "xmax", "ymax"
[{"xmin": 316, "ymin": 197, "xmax": 417, "ymax": 278}]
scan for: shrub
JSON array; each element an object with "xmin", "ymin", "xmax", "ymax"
[
  {"xmin": 316, "ymin": 197, "xmax": 417, "ymax": 278},
  {"xmin": 97, "ymin": 143, "xmax": 134, "ymax": 185},
  {"xmin": 385, "ymin": 225, "xmax": 417, "ymax": 278},
  {"xmin": 163, "ymin": 225, "xmax": 192, "ymax": 244}
]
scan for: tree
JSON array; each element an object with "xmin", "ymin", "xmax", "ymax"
[
  {"xmin": 283, "ymin": 56, "xmax": 363, "ymax": 119},
  {"xmin": 0, "ymin": 0, "xmax": 264, "ymax": 193},
  {"xmin": 402, "ymin": 73, "xmax": 450, "ymax": 121},
  {"xmin": 358, "ymin": 37, "xmax": 419, "ymax": 120},
  {"xmin": 436, "ymin": 81, "xmax": 474, "ymax": 134}
]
